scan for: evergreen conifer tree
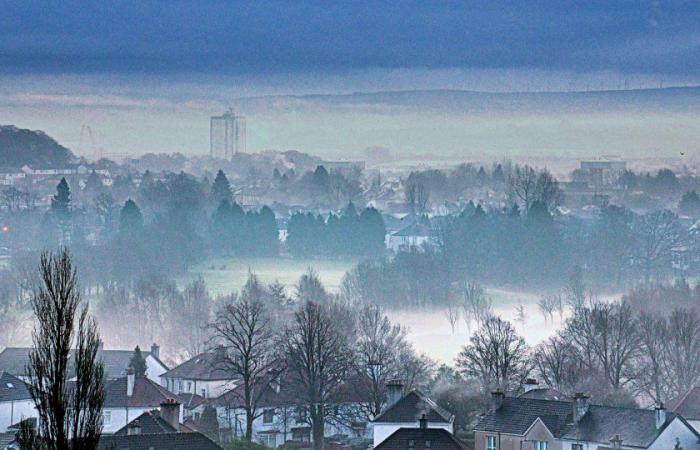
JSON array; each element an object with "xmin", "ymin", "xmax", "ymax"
[{"xmin": 128, "ymin": 346, "xmax": 148, "ymax": 377}]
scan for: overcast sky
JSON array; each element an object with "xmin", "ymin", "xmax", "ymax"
[
  {"xmin": 1, "ymin": 1, "xmax": 700, "ymax": 158},
  {"xmin": 1, "ymin": 1, "xmax": 699, "ymax": 78}
]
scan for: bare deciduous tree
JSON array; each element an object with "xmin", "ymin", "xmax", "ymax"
[
  {"xmin": 456, "ymin": 316, "xmax": 532, "ymax": 393},
  {"xmin": 665, "ymin": 308, "xmax": 700, "ymax": 397},
  {"xmin": 405, "ymin": 182, "xmax": 429, "ymax": 215},
  {"xmin": 633, "ymin": 210, "xmax": 685, "ymax": 283},
  {"xmin": 633, "ymin": 312, "xmax": 669, "ymax": 403},
  {"xmin": 564, "ymin": 301, "xmax": 639, "ymax": 391},
  {"xmin": 210, "ymin": 273, "xmax": 278, "ymax": 441},
  {"xmin": 445, "ymin": 303, "xmax": 460, "ymax": 334},
  {"xmin": 508, "ymin": 165, "xmax": 538, "ymax": 211},
  {"xmin": 534, "ymin": 336, "xmax": 581, "ymax": 394},
  {"xmin": 282, "ymin": 300, "xmax": 352, "ymax": 450},
  {"xmin": 25, "ymin": 249, "xmax": 105, "ymax": 450},
  {"xmin": 355, "ymin": 304, "xmax": 408, "ymax": 417}
]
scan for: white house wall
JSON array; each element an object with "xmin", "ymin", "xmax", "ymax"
[
  {"xmin": 648, "ymin": 418, "xmax": 700, "ymax": 450},
  {"xmin": 145, "ymin": 356, "xmax": 168, "ymax": 383},
  {"xmin": 0, "ymin": 400, "xmax": 37, "ymax": 432}
]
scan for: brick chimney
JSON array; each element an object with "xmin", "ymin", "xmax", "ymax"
[
  {"xmin": 491, "ymin": 390, "xmax": 505, "ymax": 411},
  {"xmin": 655, "ymin": 403, "xmax": 667, "ymax": 429},
  {"xmin": 126, "ymin": 368, "xmax": 135, "ymax": 397},
  {"xmin": 160, "ymin": 398, "xmax": 181, "ymax": 431},
  {"xmin": 386, "ymin": 379, "xmax": 404, "ymax": 409},
  {"xmin": 419, "ymin": 413, "xmax": 428, "ymax": 429},
  {"xmin": 150, "ymin": 343, "xmax": 160, "ymax": 359},
  {"xmin": 573, "ymin": 393, "xmax": 590, "ymax": 423}
]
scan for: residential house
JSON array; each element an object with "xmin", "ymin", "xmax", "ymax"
[
  {"xmin": 160, "ymin": 351, "xmax": 234, "ymax": 399},
  {"xmin": 0, "ymin": 344, "xmax": 168, "ymax": 384},
  {"xmin": 214, "ymin": 373, "xmax": 372, "ymax": 448},
  {"xmin": 669, "ymin": 386, "xmax": 700, "ymax": 433},
  {"xmin": 375, "ymin": 417, "xmax": 467, "ymax": 450},
  {"xmin": 373, "ymin": 381, "xmax": 454, "ymax": 447},
  {"xmin": 0, "ymin": 372, "xmax": 36, "ymax": 433},
  {"xmin": 389, "ymin": 220, "xmax": 436, "ymax": 251},
  {"xmin": 102, "ymin": 371, "xmax": 182, "ymax": 433},
  {"xmin": 474, "ymin": 392, "xmax": 700, "ymax": 450}
]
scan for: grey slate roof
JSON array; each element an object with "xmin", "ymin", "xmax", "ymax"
[
  {"xmin": 375, "ymin": 428, "xmax": 468, "ymax": 450},
  {"xmin": 162, "ymin": 352, "xmax": 233, "ymax": 381},
  {"xmin": 103, "ymin": 376, "xmax": 176, "ymax": 408},
  {"xmin": 97, "ymin": 432, "xmax": 222, "ymax": 450},
  {"xmin": 0, "ymin": 371, "xmax": 31, "ymax": 402},
  {"xmin": 475, "ymin": 397, "xmax": 699, "ymax": 448},
  {"xmin": 0, "ymin": 347, "xmax": 167, "ymax": 379},
  {"xmin": 374, "ymin": 390, "xmax": 454, "ymax": 424},
  {"xmin": 114, "ymin": 410, "xmax": 178, "ymax": 435}
]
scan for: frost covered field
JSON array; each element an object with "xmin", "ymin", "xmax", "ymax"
[
  {"xmin": 185, "ymin": 258, "xmax": 589, "ymax": 363},
  {"xmin": 184, "ymin": 257, "xmax": 357, "ymax": 296}
]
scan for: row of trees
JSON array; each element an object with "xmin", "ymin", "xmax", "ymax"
[
  {"xmin": 286, "ymin": 203, "xmax": 386, "ymax": 258},
  {"xmin": 456, "ymin": 298, "xmax": 700, "ymax": 408}
]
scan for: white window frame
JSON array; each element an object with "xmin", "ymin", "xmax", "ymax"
[
  {"xmin": 533, "ymin": 441, "xmax": 548, "ymax": 450},
  {"xmin": 103, "ymin": 410, "xmax": 112, "ymax": 426},
  {"xmin": 486, "ymin": 435, "xmax": 497, "ymax": 450}
]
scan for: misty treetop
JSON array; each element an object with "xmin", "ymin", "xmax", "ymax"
[{"xmin": 286, "ymin": 203, "xmax": 386, "ymax": 259}]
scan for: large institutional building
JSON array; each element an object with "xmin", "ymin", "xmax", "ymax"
[{"xmin": 210, "ymin": 109, "xmax": 246, "ymax": 159}]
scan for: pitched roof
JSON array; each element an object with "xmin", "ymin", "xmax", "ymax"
[
  {"xmin": 178, "ymin": 393, "xmax": 208, "ymax": 410},
  {"xmin": 162, "ymin": 352, "xmax": 233, "ymax": 381},
  {"xmin": 475, "ymin": 397, "xmax": 697, "ymax": 448},
  {"xmin": 0, "ymin": 371, "xmax": 31, "ymax": 402},
  {"xmin": 374, "ymin": 390, "xmax": 454, "ymax": 424},
  {"xmin": 114, "ymin": 410, "xmax": 178, "ymax": 435},
  {"xmin": 104, "ymin": 376, "xmax": 176, "ymax": 408},
  {"xmin": 668, "ymin": 386, "xmax": 700, "ymax": 420},
  {"xmin": 97, "ymin": 432, "xmax": 222, "ymax": 450},
  {"xmin": 374, "ymin": 428, "xmax": 468, "ymax": 450},
  {"xmin": 0, "ymin": 347, "xmax": 167, "ymax": 379},
  {"xmin": 518, "ymin": 388, "xmax": 568, "ymax": 401}
]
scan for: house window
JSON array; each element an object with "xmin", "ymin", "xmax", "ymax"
[
  {"xmin": 103, "ymin": 410, "xmax": 112, "ymax": 426},
  {"xmin": 486, "ymin": 436, "xmax": 497, "ymax": 450},
  {"xmin": 186, "ymin": 381, "xmax": 192, "ymax": 392},
  {"xmin": 533, "ymin": 441, "xmax": 548, "ymax": 450},
  {"xmin": 263, "ymin": 409, "xmax": 275, "ymax": 424},
  {"xmin": 259, "ymin": 433, "xmax": 276, "ymax": 448},
  {"xmin": 201, "ymin": 388, "xmax": 206, "ymax": 398},
  {"xmin": 178, "ymin": 380, "xmax": 183, "ymax": 393},
  {"xmin": 571, "ymin": 445, "xmax": 583, "ymax": 450}
]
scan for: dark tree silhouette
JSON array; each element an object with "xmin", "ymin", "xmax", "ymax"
[
  {"xmin": 128, "ymin": 346, "xmax": 148, "ymax": 377},
  {"xmin": 210, "ymin": 169, "xmax": 232, "ymax": 205},
  {"xmin": 26, "ymin": 249, "xmax": 105, "ymax": 450},
  {"xmin": 119, "ymin": 199, "xmax": 144, "ymax": 235}
]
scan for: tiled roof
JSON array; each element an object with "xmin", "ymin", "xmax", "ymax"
[
  {"xmin": 0, "ymin": 371, "xmax": 31, "ymax": 402},
  {"xmin": 475, "ymin": 397, "xmax": 698, "ymax": 448},
  {"xmin": 104, "ymin": 376, "xmax": 176, "ymax": 408},
  {"xmin": 374, "ymin": 390, "xmax": 454, "ymax": 424},
  {"xmin": 375, "ymin": 428, "xmax": 468, "ymax": 450},
  {"xmin": 0, "ymin": 347, "xmax": 166, "ymax": 379},
  {"xmin": 97, "ymin": 432, "xmax": 222, "ymax": 450},
  {"xmin": 668, "ymin": 386, "xmax": 700, "ymax": 420},
  {"xmin": 162, "ymin": 352, "xmax": 233, "ymax": 381},
  {"xmin": 518, "ymin": 388, "xmax": 567, "ymax": 401},
  {"xmin": 114, "ymin": 410, "xmax": 178, "ymax": 435}
]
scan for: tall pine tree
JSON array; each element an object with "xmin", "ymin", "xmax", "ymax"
[{"xmin": 210, "ymin": 169, "xmax": 232, "ymax": 206}]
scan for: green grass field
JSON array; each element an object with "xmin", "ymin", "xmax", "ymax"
[{"xmin": 181, "ymin": 257, "xmax": 358, "ymax": 296}]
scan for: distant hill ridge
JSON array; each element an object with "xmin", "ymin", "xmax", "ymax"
[
  {"xmin": 230, "ymin": 85, "xmax": 700, "ymax": 114},
  {"xmin": 0, "ymin": 125, "xmax": 75, "ymax": 170}
]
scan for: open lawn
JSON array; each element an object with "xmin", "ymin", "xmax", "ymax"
[{"xmin": 181, "ymin": 257, "xmax": 358, "ymax": 296}]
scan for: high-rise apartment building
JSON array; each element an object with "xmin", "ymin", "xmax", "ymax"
[{"xmin": 210, "ymin": 109, "xmax": 246, "ymax": 159}]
